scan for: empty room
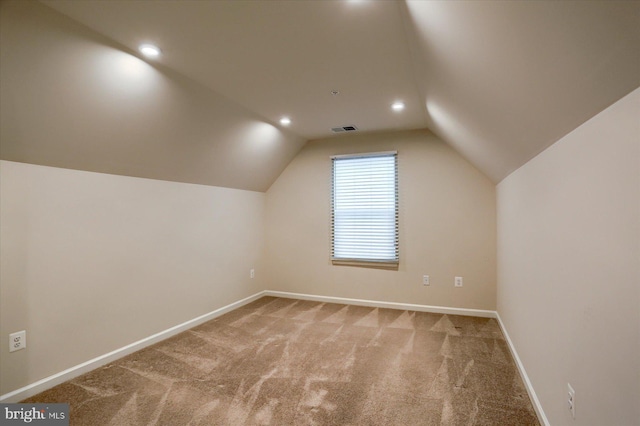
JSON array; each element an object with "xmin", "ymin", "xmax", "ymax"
[{"xmin": 0, "ymin": 0, "xmax": 638, "ymax": 425}]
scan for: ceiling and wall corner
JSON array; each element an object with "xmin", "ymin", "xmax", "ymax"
[
  {"xmin": 401, "ymin": 0, "xmax": 640, "ymax": 182},
  {"xmin": 1, "ymin": 0, "xmax": 637, "ymax": 188}
]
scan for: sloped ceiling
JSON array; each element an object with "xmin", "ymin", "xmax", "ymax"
[
  {"xmin": 2, "ymin": 0, "xmax": 639, "ymax": 189},
  {"xmin": 402, "ymin": 0, "xmax": 640, "ymax": 181},
  {"xmin": 39, "ymin": 0, "xmax": 428, "ymax": 140}
]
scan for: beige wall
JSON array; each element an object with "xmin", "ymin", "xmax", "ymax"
[
  {"xmin": 497, "ymin": 88, "xmax": 640, "ymax": 425},
  {"xmin": 0, "ymin": 1, "xmax": 287, "ymax": 396},
  {"xmin": 264, "ymin": 129, "xmax": 497, "ymax": 310},
  {"xmin": 0, "ymin": 160, "xmax": 265, "ymax": 395}
]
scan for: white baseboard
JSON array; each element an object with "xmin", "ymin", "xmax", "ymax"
[
  {"xmin": 495, "ymin": 312, "xmax": 550, "ymax": 426},
  {"xmin": 264, "ymin": 290, "xmax": 497, "ymax": 318},
  {"xmin": 0, "ymin": 291, "xmax": 267, "ymax": 403}
]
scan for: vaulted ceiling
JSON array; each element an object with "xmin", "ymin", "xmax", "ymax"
[{"xmin": 2, "ymin": 0, "xmax": 639, "ymax": 189}]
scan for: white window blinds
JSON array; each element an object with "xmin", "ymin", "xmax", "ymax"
[{"xmin": 331, "ymin": 152, "xmax": 398, "ymax": 268}]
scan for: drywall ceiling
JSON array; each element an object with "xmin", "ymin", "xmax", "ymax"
[
  {"xmin": 8, "ymin": 0, "xmax": 640, "ymax": 185},
  {"xmin": 40, "ymin": 0, "xmax": 427, "ymax": 140},
  {"xmin": 402, "ymin": 0, "xmax": 640, "ymax": 181}
]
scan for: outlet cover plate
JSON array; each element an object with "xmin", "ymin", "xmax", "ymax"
[
  {"xmin": 568, "ymin": 383, "xmax": 575, "ymax": 419},
  {"xmin": 9, "ymin": 330, "xmax": 26, "ymax": 352}
]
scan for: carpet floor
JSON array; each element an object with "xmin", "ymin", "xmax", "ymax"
[{"xmin": 24, "ymin": 296, "xmax": 540, "ymax": 425}]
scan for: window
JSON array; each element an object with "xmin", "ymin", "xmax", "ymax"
[{"xmin": 331, "ymin": 151, "xmax": 398, "ymax": 269}]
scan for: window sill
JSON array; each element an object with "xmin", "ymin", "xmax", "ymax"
[{"xmin": 331, "ymin": 259, "xmax": 399, "ymax": 270}]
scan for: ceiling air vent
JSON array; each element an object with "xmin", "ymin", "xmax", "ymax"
[{"xmin": 331, "ymin": 125, "xmax": 358, "ymax": 133}]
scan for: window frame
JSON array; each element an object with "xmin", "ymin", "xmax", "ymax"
[{"xmin": 330, "ymin": 151, "xmax": 399, "ymax": 270}]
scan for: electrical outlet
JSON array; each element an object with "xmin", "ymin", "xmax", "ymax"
[
  {"xmin": 567, "ymin": 383, "xmax": 575, "ymax": 419},
  {"xmin": 455, "ymin": 276, "xmax": 463, "ymax": 287},
  {"xmin": 422, "ymin": 275, "xmax": 430, "ymax": 286},
  {"xmin": 250, "ymin": 269, "xmax": 255, "ymax": 279},
  {"xmin": 9, "ymin": 330, "xmax": 26, "ymax": 352}
]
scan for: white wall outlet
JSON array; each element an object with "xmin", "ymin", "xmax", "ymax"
[
  {"xmin": 422, "ymin": 275, "xmax": 430, "ymax": 286},
  {"xmin": 9, "ymin": 330, "xmax": 26, "ymax": 352},
  {"xmin": 250, "ymin": 268, "xmax": 255, "ymax": 279},
  {"xmin": 454, "ymin": 276, "xmax": 463, "ymax": 287},
  {"xmin": 567, "ymin": 383, "xmax": 575, "ymax": 419}
]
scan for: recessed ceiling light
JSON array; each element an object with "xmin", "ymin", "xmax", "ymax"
[
  {"xmin": 280, "ymin": 117, "xmax": 291, "ymax": 126},
  {"xmin": 391, "ymin": 101, "xmax": 405, "ymax": 112},
  {"xmin": 139, "ymin": 44, "xmax": 161, "ymax": 58}
]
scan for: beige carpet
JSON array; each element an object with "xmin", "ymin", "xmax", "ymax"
[{"xmin": 24, "ymin": 296, "xmax": 540, "ymax": 425}]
